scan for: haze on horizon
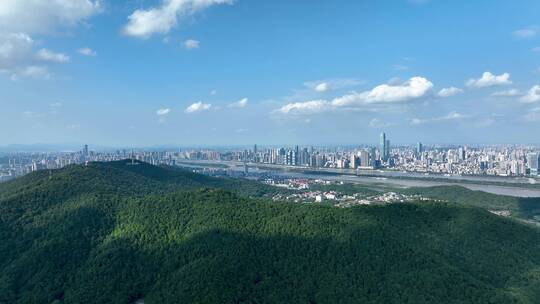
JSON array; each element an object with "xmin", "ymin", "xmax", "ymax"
[{"xmin": 1, "ymin": 0, "xmax": 540, "ymax": 147}]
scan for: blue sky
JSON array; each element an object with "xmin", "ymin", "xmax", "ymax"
[{"xmin": 1, "ymin": 0, "xmax": 540, "ymax": 147}]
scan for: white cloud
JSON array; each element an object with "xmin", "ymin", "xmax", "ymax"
[
  {"xmin": 36, "ymin": 48, "xmax": 69, "ymax": 63},
  {"xmin": 513, "ymin": 27, "xmax": 538, "ymax": 39},
  {"xmin": 466, "ymin": 72, "xmax": 512, "ymax": 88},
  {"xmin": 0, "ymin": 1, "xmax": 100, "ymax": 79},
  {"xmin": 521, "ymin": 85, "xmax": 540, "ymax": 103},
  {"xmin": 437, "ymin": 87, "xmax": 463, "ymax": 98},
  {"xmin": 411, "ymin": 111, "xmax": 467, "ymax": 125},
  {"xmin": 156, "ymin": 108, "xmax": 171, "ymax": 115},
  {"xmin": 274, "ymin": 100, "xmax": 328, "ymax": 115},
  {"xmin": 532, "ymin": 46, "xmax": 540, "ymax": 53},
  {"xmin": 228, "ymin": 97, "xmax": 248, "ymax": 108},
  {"xmin": 210, "ymin": 89, "xmax": 217, "ymax": 95},
  {"xmin": 50, "ymin": 102, "xmax": 63, "ymax": 108},
  {"xmin": 314, "ymin": 82, "xmax": 329, "ymax": 92},
  {"xmin": 0, "ymin": 0, "xmax": 102, "ymax": 34},
  {"xmin": 491, "ymin": 89, "xmax": 521, "ymax": 97},
  {"xmin": 185, "ymin": 101, "xmax": 212, "ymax": 113},
  {"xmin": 332, "ymin": 76, "xmax": 433, "ymax": 106},
  {"xmin": 78, "ymin": 47, "xmax": 97, "ymax": 56},
  {"xmin": 304, "ymin": 78, "xmax": 363, "ymax": 92},
  {"xmin": 123, "ymin": 0, "xmax": 233, "ymax": 39},
  {"xmin": 0, "ymin": 33, "xmax": 34, "ymax": 69},
  {"xmin": 275, "ymin": 76, "xmax": 433, "ymax": 116},
  {"xmin": 184, "ymin": 39, "xmax": 200, "ymax": 50}
]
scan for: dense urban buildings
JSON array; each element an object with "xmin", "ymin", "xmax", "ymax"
[{"xmin": 2, "ymin": 133, "xmax": 540, "ymax": 182}]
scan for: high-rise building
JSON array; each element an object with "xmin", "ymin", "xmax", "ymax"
[
  {"xmin": 359, "ymin": 150, "xmax": 370, "ymax": 167},
  {"xmin": 83, "ymin": 145, "xmax": 89, "ymax": 157},
  {"xmin": 380, "ymin": 132, "xmax": 387, "ymax": 161},
  {"xmin": 350, "ymin": 154, "xmax": 359, "ymax": 169},
  {"xmin": 458, "ymin": 147, "xmax": 466, "ymax": 161},
  {"xmin": 527, "ymin": 152, "xmax": 539, "ymax": 175},
  {"xmin": 417, "ymin": 142, "xmax": 423, "ymax": 156},
  {"xmin": 286, "ymin": 150, "xmax": 297, "ymax": 166}
]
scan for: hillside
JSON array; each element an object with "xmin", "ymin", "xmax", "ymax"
[
  {"xmin": 0, "ymin": 161, "xmax": 539, "ymax": 303},
  {"xmin": 401, "ymin": 185, "xmax": 540, "ymax": 223}
]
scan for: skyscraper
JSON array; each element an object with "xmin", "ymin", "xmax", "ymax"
[
  {"xmin": 527, "ymin": 153, "xmax": 539, "ymax": 175},
  {"xmin": 417, "ymin": 142, "xmax": 423, "ymax": 156},
  {"xmin": 458, "ymin": 147, "xmax": 466, "ymax": 161},
  {"xmin": 380, "ymin": 132, "xmax": 387, "ymax": 161}
]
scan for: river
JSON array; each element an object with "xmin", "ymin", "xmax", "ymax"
[{"xmin": 177, "ymin": 160, "xmax": 540, "ymax": 198}]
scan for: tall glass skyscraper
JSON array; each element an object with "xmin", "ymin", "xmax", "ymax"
[{"xmin": 380, "ymin": 132, "xmax": 387, "ymax": 161}]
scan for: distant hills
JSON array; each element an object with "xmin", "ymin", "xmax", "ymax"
[{"xmin": 0, "ymin": 160, "xmax": 538, "ymax": 303}]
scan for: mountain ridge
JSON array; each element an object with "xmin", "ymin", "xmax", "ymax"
[{"xmin": 0, "ymin": 161, "xmax": 538, "ymax": 303}]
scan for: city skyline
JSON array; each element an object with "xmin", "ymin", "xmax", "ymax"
[
  {"xmin": 2, "ymin": 1, "xmax": 540, "ymax": 146},
  {"xmin": 3, "ymin": 131, "xmax": 540, "ymax": 182}
]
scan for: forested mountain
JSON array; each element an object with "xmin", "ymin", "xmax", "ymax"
[{"xmin": 0, "ymin": 161, "xmax": 539, "ymax": 303}]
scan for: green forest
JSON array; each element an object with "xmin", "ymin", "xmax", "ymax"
[{"xmin": 0, "ymin": 160, "xmax": 539, "ymax": 303}]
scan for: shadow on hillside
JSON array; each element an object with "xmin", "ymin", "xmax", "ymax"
[
  {"xmin": 2, "ymin": 187, "xmax": 539, "ymax": 304},
  {"xmin": 517, "ymin": 197, "xmax": 540, "ymax": 220},
  {"xmin": 61, "ymin": 220, "xmax": 537, "ymax": 304}
]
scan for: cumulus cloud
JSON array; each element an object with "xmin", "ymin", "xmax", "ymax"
[
  {"xmin": 0, "ymin": 33, "xmax": 34, "ymax": 69},
  {"xmin": 0, "ymin": 0, "xmax": 102, "ymax": 34},
  {"xmin": 314, "ymin": 82, "xmax": 329, "ymax": 92},
  {"xmin": 491, "ymin": 89, "xmax": 521, "ymax": 97},
  {"xmin": 274, "ymin": 77, "xmax": 433, "ymax": 116},
  {"xmin": 36, "ymin": 49, "xmax": 70, "ymax": 63},
  {"xmin": 274, "ymin": 100, "xmax": 328, "ymax": 115},
  {"xmin": 183, "ymin": 39, "xmax": 200, "ymax": 50},
  {"xmin": 78, "ymin": 47, "xmax": 97, "ymax": 56},
  {"xmin": 521, "ymin": 85, "xmax": 540, "ymax": 103},
  {"xmin": 185, "ymin": 101, "xmax": 212, "ymax": 113},
  {"xmin": 466, "ymin": 72, "xmax": 512, "ymax": 88},
  {"xmin": 228, "ymin": 97, "xmax": 248, "ymax": 108},
  {"xmin": 123, "ymin": 0, "xmax": 233, "ymax": 39},
  {"xmin": 304, "ymin": 78, "xmax": 363, "ymax": 93},
  {"xmin": 0, "ymin": 1, "xmax": 101, "ymax": 79},
  {"xmin": 437, "ymin": 87, "xmax": 463, "ymax": 98},
  {"xmin": 411, "ymin": 111, "xmax": 467, "ymax": 125},
  {"xmin": 156, "ymin": 108, "xmax": 171, "ymax": 115},
  {"xmin": 332, "ymin": 76, "xmax": 433, "ymax": 106}
]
